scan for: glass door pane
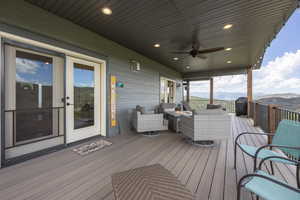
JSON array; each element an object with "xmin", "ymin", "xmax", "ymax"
[
  {"xmin": 15, "ymin": 50, "xmax": 54, "ymax": 143},
  {"xmin": 73, "ymin": 63, "xmax": 95, "ymax": 129}
]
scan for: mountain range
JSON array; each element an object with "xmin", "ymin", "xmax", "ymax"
[
  {"xmin": 191, "ymin": 92, "xmax": 300, "ymax": 112},
  {"xmin": 256, "ymin": 93, "xmax": 300, "ymax": 112},
  {"xmin": 191, "ymin": 92, "xmax": 264, "ymax": 100}
]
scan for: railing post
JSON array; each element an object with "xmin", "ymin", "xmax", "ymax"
[
  {"xmin": 248, "ymin": 101, "xmax": 253, "ymax": 118},
  {"xmin": 253, "ymin": 103, "xmax": 259, "ymax": 126},
  {"xmin": 267, "ymin": 104, "xmax": 277, "ymax": 144},
  {"xmin": 209, "ymin": 78, "xmax": 213, "ymax": 104}
]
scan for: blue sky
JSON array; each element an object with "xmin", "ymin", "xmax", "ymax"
[
  {"xmin": 17, "ymin": 58, "xmax": 94, "ymax": 88},
  {"xmin": 191, "ymin": 9, "xmax": 300, "ymax": 99},
  {"xmin": 16, "ymin": 58, "xmax": 52, "ymax": 85},
  {"xmin": 262, "ymin": 9, "xmax": 300, "ymax": 66},
  {"xmin": 74, "ymin": 67, "xmax": 94, "ymax": 87}
]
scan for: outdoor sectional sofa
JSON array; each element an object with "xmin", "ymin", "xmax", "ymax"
[{"xmin": 181, "ymin": 109, "xmax": 231, "ymax": 141}]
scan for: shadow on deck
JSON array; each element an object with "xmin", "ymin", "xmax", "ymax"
[{"xmin": 0, "ymin": 116, "xmax": 296, "ymax": 200}]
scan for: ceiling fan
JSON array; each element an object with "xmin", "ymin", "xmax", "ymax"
[{"xmin": 171, "ymin": 44, "xmax": 225, "ymax": 59}]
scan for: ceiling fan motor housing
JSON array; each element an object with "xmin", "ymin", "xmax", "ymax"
[{"xmin": 190, "ymin": 49, "xmax": 198, "ymax": 57}]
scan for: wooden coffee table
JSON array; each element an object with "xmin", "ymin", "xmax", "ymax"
[{"xmin": 112, "ymin": 164, "xmax": 195, "ymax": 200}]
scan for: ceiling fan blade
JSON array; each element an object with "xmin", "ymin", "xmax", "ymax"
[
  {"xmin": 197, "ymin": 54, "xmax": 207, "ymax": 59},
  {"xmin": 198, "ymin": 47, "xmax": 225, "ymax": 54},
  {"xmin": 170, "ymin": 51, "xmax": 190, "ymax": 54}
]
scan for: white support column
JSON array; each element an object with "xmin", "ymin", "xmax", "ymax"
[{"xmin": 38, "ymin": 84, "xmax": 42, "ymax": 108}]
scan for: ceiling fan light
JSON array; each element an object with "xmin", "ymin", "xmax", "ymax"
[
  {"xmin": 223, "ymin": 24, "xmax": 233, "ymax": 30},
  {"xmin": 101, "ymin": 7, "xmax": 112, "ymax": 15},
  {"xmin": 186, "ymin": 65, "xmax": 190, "ymax": 69},
  {"xmin": 153, "ymin": 43, "xmax": 160, "ymax": 48}
]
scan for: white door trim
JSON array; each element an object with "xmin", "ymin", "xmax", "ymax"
[
  {"xmin": 0, "ymin": 32, "xmax": 107, "ymax": 140},
  {"xmin": 66, "ymin": 56, "xmax": 104, "ymax": 143}
]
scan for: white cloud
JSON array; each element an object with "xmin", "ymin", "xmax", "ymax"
[
  {"xmin": 16, "ymin": 73, "xmax": 27, "ymax": 82},
  {"xmin": 190, "ymin": 50, "xmax": 300, "ymax": 98},
  {"xmin": 253, "ymin": 50, "xmax": 300, "ymax": 94},
  {"xmin": 190, "ymin": 75, "xmax": 247, "ymax": 93},
  {"xmin": 16, "ymin": 58, "xmax": 39, "ymax": 74}
]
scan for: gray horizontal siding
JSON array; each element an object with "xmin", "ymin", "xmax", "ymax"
[{"xmin": 0, "ymin": 0, "xmax": 183, "ymax": 139}]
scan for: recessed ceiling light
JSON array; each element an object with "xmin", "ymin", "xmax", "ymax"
[
  {"xmin": 153, "ymin": 43, "xmax": 160, "ymax": 48},
  {"xmin": 227, "ymin": 60, "xmax": 232, "ymax": 64},
  {"xmin": 101, "ymin": 7, "xmax": 112, "ymax": 15},
  {"xmin": 225, "ymin": 48, "xmax": 232, "ymax": 51},
  {"xmin": 186, "ymin": 65, "xmax": 190, "ymax": 69},
  {"xmin": 173, "ymin": 57, "xmax": 179, "ymax": 61},
  {"xmin": 223, "ymin": 24, "xmax": 233, "ymax": 30}
]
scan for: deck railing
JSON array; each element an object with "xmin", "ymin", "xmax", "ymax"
[
  {"xmin": 189, "ymin": 99, "xmax": 235, "ymax": 113},
  {"xmin": 274, "ymin": 107, "xmax": 300, "ymax": 129},
  {"xmin": 249, "ymin": 101, "xmax": 300, "ymax": 143},
  {"xmin": 4, "ymin": 107, "xmax": 64, "ymax": 148}
]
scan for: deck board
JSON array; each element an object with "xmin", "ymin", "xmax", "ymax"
[{"xmin": 0, "ymin": 116, "xmax": 296, "ymax": 200}]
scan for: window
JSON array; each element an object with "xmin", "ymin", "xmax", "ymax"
[{"xmin": 160, "ymin": 77, "xmax": 176, "ymax": 103}]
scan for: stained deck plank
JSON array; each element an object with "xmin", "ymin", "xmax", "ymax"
[{"xmin": 0, "ymin": 116, "xmax": 296, "ymax": 200}]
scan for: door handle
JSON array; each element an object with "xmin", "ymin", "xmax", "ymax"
[
  {"xmin": 66, "ymin": 103, "xmax": 74, "ymax": 106},
  {"xmin": 61, "ymin": 96, "xmax": 70, "ymax": 103}
]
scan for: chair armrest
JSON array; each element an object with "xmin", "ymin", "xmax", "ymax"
[
  {"xmin": 144, "ymin": 111, "xmax": 155, "ymax": 114},
  {"xmin": 138, "ymin": 113, "xmax": 163, "ymax": 120},
  {"xmin": 258, "ymin": 155, "xmax": 300, "ymax": 170},
  {"xmin": 254, "ymin": 144, "xmax": 300, "ymax": 159},
  {"xmin": 235, "ymin": 132, "xmax": 273, "ymax": 145},
  {"xmin": 268, "ymin": 144, "xmax": 300, "ymax": 150},
  {"xmin": 238, "ymin": 173, "xmax": 300, "ymax": 193}
]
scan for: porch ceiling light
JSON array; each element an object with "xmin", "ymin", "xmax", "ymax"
[
  {"xmin": 173, "ymin": 57, "xmax": 179, "ymax": 61},
  {"xmin": 227, "ymin": 60, "xmax": 232, "ymax": 64},
  {"xmin": 101, "ymin": 7, "xmax": 112, "ymax": 15},
  {"xmin": 153, "ymin": 43, "xmax": 160, "ymax": 48},
  {"xmin": 223, "ymin": 24, "xmax": 233, "ymax": 30},
  {"xmin": 225, "ymin": 48, "xmax": 232, "ymax": 51}
]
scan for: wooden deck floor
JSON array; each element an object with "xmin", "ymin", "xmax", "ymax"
[{"xmin": 0, "ymin": 116, "xmax": 297, "ymax": 200}]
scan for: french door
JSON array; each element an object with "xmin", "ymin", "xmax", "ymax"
[
  {"xmin": 4, "ymin": 45, "xmax": 65, "ymax": 159},
  {"xmin": 66, "ymin": 57, "xmax": 101, "ymax": 143}
]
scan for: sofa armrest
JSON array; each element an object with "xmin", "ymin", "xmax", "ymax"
[
  {"xmin": 141, "ymin": 110, "xmax": 155, "ymax": 114},
  {"xmin": 138, "ymin": 113, "xmax": 164, "ymax": 120}
]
